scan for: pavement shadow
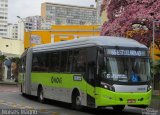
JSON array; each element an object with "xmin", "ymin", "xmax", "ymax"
[{"xmin": 22, "ymin": 94, "xmax": 141, "ymax": 115}]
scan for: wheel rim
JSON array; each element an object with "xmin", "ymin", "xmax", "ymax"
[
  {"xmin": 76, "ymin": 96, "xmax": 81, "ymax": 106},
  {"xmin": 40, "ymin": 90, "xmax": 43, "ymax": 101}
]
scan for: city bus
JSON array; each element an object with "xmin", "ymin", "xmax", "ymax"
[{"xmin": 19, "ymin": 36, "xmax": 152, "ymax": 111}]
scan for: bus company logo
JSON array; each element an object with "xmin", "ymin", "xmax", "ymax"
[
  {"xmin": 142, "ymin": 108, "xmax": 158, "ymax": 115},
  {"xmin": 51, "ymin": 77, "xmax": 62, "ymax": 84}
]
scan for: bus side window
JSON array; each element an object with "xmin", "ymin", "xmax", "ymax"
[
  {"xmin": 50, "ymin": 52, "xmax": 60, "ymax": 72},
  {"xmin": 67, "ymin": 50, "xmax": 74, "ymax": 72},
  {"xmin": 20, "ymin": 58, "xmax": 26, "ymax": 73},
  {"xmin": 60, "ymin": 51, "xmax": 68, "ymax": 72},
  {"xmin": 88, "ymin": 61, "xmax": 95, "ymax": 85},
  {"xmin": 71, "ymin": 49, "xmax": 87, "ymax": 73},
  {"xmin": 86, "ymin": 47, "xmax": 97, "ymax": 85}
]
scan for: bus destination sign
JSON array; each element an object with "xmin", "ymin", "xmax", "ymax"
[{"xmin": 106, "ymin": 49, "xmax": 146, "ymax": 56}]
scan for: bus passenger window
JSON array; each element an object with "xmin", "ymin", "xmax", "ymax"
[
  {"xmin": 60, "ymin": 51, "xmax": 68, "ymax": 72},
  {"xmin": 49, "ymin": 52, "xmax": 60, "ymax": 72},
  {"xmin": 67, "ymin": 51, "xmax": 74, "ymax": 72},
  {"xmin": 72, "ymin": 49, "xmax": 87, "ymax": 73},
  {"xmin": 88, "ymin": 62, "xmax": 95, "ymax": 85}
]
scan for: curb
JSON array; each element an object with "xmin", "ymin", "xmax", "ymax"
[
  {"xmin": 0, "ymin": 81, "xmax": 17, "ymax": 85},
  {"xmin": 152, "ymin": 95, "xmax": 160, "ymax": 100}
]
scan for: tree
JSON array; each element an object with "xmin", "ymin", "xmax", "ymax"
[
  {"xmin": 0, "ymin": 55, "xmax": 6, "ymax": 81},
  {"xmin": 101, "ymin": 0, "xmax": 160, "ymax": 48},
  {"xmin": 153, "ymin": 54, "xmax": 160, "ymax": 75},
  {"xmin": 11, "ymin": 57, "xmax": 20, "ymax": 82}
]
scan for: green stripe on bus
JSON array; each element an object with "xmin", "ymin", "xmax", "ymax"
[{"xmin": 31, "ymin": 72, "xmax": 95, "ymax": 97}]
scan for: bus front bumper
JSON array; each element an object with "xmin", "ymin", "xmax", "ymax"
[{"xmin": 95, "ymin": 88, "xmax": 152, "ymax": 107}]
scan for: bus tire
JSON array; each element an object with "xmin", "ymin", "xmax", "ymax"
[
  {"xmin": 72, "ymin": 91, "xmax": 82, "ymax": 110},
  {"xmin": 113, "ymin": 105, "xmax": 125, "ymax": 112},
  {"xmin": 38, "ymin": 86, "xmax": 45, "ymax": 103}
]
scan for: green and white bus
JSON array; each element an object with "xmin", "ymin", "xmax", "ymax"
[{"xmin": 19, "ymin": 36, "xmax": 152, "ymax": 111}]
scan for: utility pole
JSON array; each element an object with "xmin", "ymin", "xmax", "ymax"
[{"xmin": 17, "ymin": 16, "xmax": 31, "ymax": 48}]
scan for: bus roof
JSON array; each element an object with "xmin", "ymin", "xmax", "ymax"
[{"xmin": 32, "ymin": 36, "xmax": 147, "ymax": 52}]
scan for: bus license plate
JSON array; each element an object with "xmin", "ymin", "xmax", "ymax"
[{"xmin": 127, "ymin": 99, "xmax": 136, "ymax": 103}]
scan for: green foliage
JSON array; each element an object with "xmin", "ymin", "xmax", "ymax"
[
  {"xmin": 153, "ymin": 62, "xmax": 160, "ymax": 75},
  {"xmin": 0, "ymin": 55, "xmax": 6, "ymax": 62},
  {"xmin": 0, "ymin": 55, "xmax": 6, "ymax": 80},
  {"xmin": 11, "ymin": 57, "xmax": 20, "ymax": 65}
]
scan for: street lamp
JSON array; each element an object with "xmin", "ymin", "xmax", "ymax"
[
  {"xmin": 17, "ymin": 16, "xmax": 25, "ymax": 40},
  {"xmin": 17, "ymin": 16, "xmax": 31, "ymax": 48},
  {"xmin": 17, "ymin": 16, "xmax": 26, "ymax": 30}
]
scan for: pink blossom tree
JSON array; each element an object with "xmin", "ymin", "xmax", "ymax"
[{"xmin": 101, "ymin": 0, "xmax": 160, "ymax": 48}]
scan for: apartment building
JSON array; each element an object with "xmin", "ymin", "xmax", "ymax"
[
  {"xmin": 95, "ymin": 0, "xmax": 103, "ymax": 24},
  {"xmin": 0, "ymin": 0, "xmax": 8, "ymax": 37},
  {"xmin": 41, "ymin": 2, "xmax": 97, "ymax": 25},
  {"xmin": 24, "ymin": 25, "xmax": 100, "ymax": 49},
  {"xmin": 7, "ymin": 23, "xmax": 18, "ymax": 39},
  {"xmin": 17, "ymin": 18, "xmax": 32, "ymax": 40},
  {"xmin": 25, "ymin": 16, "xmax": 42, "ymax": 30}
]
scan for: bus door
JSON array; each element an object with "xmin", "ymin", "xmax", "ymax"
[
  {"xmin": 20, "ymin": 56, "xmax": 26, "ymax": 93},
  {"xmin": 86, "ymin": 47, "xmax": 97, "ymax": 108},
  {"xmin": 25, "ymin": 48, "xmax": 32, "ymax": 95},
  {"xmin": 86, "ymin": 61, "xmax": 96, "ymax": 107},
  {"xmin": 20, "ymin": 48, "xmax": 32, "ymax": 95}
]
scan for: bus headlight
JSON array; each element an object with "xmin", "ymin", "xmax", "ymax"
[
  {"xmin": 147, "ymin": 84, "xmax": 152, "ymax": 91},
  {"xmin": 101, "ymin": 82, "xmax": 115, "ymax": 92}
]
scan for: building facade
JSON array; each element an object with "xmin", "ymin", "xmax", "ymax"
[
  {"xmin": 41, "ymin": 21, "xmax": 52, "ymax": 30},
  {"xmin": 41, "ymin": 2, "xmax": 97, "ymax": 25},
  {"xmin": 95, "ymin": 0, "xmax": 103, "ymax": 25},
  {"xmin": 17, "ymin": 18, "xmax": 32, "ymax": 40},
  {"xmin": 95, "ymin": 0, "xmax": 108, "ymax": 25},
  {"xmin": 7, "ymin": 23, "xmax": 18, "ymax": 39},
  {"xmin": 0, "ymin": 37, "xmax": 24, "ymax": 57},
  {"xmin": 25, "ymin": 16, "xmax": 42, "ymax": 30},
  {"xmin": 0, "ymin": 0, "xmax": 8, "ymax": 37},
  {"xmin": 0, "ymin": 37, "xmax": 24, "ymax": 81},
  {"xmin": 24, "ymin": 25, "xmax": 100, "ymax": 49}
]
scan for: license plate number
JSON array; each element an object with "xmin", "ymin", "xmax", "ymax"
[{"xmin": 127, "ymin": 99, "xmax": 136, "ymax": 103}]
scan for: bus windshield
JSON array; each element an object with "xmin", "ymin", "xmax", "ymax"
[{"xmin": 101, "ymin": 57, "xmax": 151, "ymax": 83}]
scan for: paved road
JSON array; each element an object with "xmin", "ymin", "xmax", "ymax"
[{"xmin": 0, "ymin": 84, "xmax": 159, "ymax": 115}]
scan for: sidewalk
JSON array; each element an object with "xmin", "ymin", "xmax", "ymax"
[
  {"xmin": 150, "ymin": 95, "xmax": 160, "ymax": 111},
  {"xmin": 0, "ymin": 82, "xmax": 19, "ymax": 92},
  {"xmin": 0, "ymin": 80, "xmax": 17, "ymax": 85}
]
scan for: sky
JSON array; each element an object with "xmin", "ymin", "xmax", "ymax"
[{"xmin": 8, "ymin": 0, "xmax": 96, "ymax": 23}]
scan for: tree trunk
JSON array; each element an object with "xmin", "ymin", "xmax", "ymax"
[{"xmin": 0, "ymin": 62, "xmax": 3, "ymax": 81}]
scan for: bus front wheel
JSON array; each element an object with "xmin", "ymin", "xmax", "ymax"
[
  {"xmin": 112, "ymin": 105, "xmax": 125, "ymax": 112},
  {"xmin": 72, "ymin": 91, "xmax": 82, "ymax": 110},
  {"xmin": 38, "ymin": 87, "xmax": 45, "ymax": 103}
]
